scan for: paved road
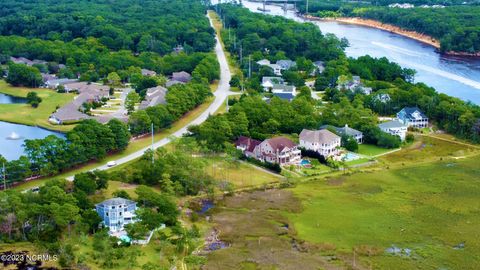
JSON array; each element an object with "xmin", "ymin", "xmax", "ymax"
[{"xmin": 66, "ymin": 13, "xmax": 233, "ymax": 180}]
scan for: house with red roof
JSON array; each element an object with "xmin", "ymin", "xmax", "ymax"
[
  {"xmin": 253, "ymin": 137, "xmax": 301, "ymax": 166},
  {"xmin": 235, "ymin": 136, "xmax": 262, "ymax": 158}
]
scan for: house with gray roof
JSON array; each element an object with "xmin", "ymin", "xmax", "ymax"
[
  {"xmin": 271, "ymin": 92, "xmax": 295, "ymax": 102},
  {"xmin": 95, "ymin": 197, "xmax": 137, "ymax": 233},
  {"xmin": 321, "ymin": 124, "xmax": 363, "ymax": 144},
  {"xmin": 63, "ymin": 82, "xmax": 110, "ymax": 96},
  {"xmin": 49, "ymin": 102, "xmax": 90, "ymax": 124},
  {"xmin": 166, "ymin": 80, "xmax": 185, "ymax": 88},
  {"xmin": 276, "ymin": 59, "xmax": 296, "ymax": 71},
  {"xmin": 397, "ymin": 107, "xmax": 428, "ymax": 128},
  {"xmin": 378, "ymin": 120, "xmax": 408, "ymax": 141},
  {"xmin": 139, "ymin": 86, "xmax": 167, "ymax": 110},
  {"xmin": 337, "ymin": 75, "xmax": 372, "ymax": 95},
  {"xmin": 299, "ymin": 129, "xmax": 341, "ymax": 157},
  {"xmin": 373, "ymin": 93, "xmax": 391, "ymax": 103},
  {"xmin": 141, "ymin": 69, "xmax": 157, "ymax": 77},
  {"xmin": 314, "ymin": 61, "xmax": 325, "ymax": 74},
  {"xmin": 44, "ymin": 78, "xmax": 78, "ymax": 89},
  {"xmin": 172, "ymin": 71, "xmax": 192, "ymax": 83}
]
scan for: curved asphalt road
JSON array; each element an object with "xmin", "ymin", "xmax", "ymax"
[{"xmin": 66, "ymin": 13, "xmax": 233, "ymax": 180}]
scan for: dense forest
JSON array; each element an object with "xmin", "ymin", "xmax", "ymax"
[
  {"xmin": 298, "ymin": 1, "xmax": 480, "ymax": 54},
  {"xmin": 0, "ymin": 0, "xmax": 213, "ymax": 53},
  {"xmin": 218, "ymin": 3, "xmax": 347, "ymax": 62},
  {"xmin": 0, "ymin": 0, "xmax": 216, "ymax": 82}
]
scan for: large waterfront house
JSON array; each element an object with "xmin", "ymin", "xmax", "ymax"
[
  {"xmin": 253, "ymin": 137, "xmax": 301, "ymax": 166},
  {"xmin": 299, "ymin": 129, "xmax": 341, "ymax": 157},
  {"xmin": 96, "ymin": 198, "xmax": 138, "ymax": 233},
  {"xmin": 378, "ymin": 120, "xmax": 408, "ymax": 141},
  {"xmin": 397, "ymin": 107, "xmax": 429, "ymax": 128}
]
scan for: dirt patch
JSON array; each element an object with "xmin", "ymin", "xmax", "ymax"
[
  {"xmin": 203, "ymin": 189, "xmax": 353, "ymax": 270},
  {"xmin": 327, "ymin": 177, "xmax": 345, "ymax": 186}
]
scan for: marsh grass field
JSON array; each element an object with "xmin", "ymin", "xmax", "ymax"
[{"xmin": 205, "ymin": 135, "xmax": 480, "ymax": 269}]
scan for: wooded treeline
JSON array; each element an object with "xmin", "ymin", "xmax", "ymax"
[{"xmin": 298, "ymin": 1, "xmax": 480, "ymax": 54}]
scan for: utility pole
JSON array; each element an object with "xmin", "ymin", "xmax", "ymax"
[
  {"xmin": 239, "ymin": 44, "xmax": 243, "ymax": 64},
  {"xmin": 151, "ymin": 123, "xmax": 154, "ymax": 164},
  {"xmin": 248, "ymin": 55, "xmax": 251, "ymax": 78},
  {"xmin": 3, "ymin": 163, "xmax": 6, "ymax": 191},
  {"xmin": 306, "ymin": 0, "xmax": 309, "ymax": 14}
]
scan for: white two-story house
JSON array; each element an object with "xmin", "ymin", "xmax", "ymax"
[
  {"xmin": 253, "ymin": 137, "xmax": 301, "ymax": 166},
  {"xmin": 299, "ymin": 129, "xmax": 341, "ymax": 157},
  {"xmin": 378, "ymin": 120, "xmax": 408, "ymax": 141}
]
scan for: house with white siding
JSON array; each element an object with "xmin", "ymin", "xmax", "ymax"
[{"xmin": 299, "ymin": 129, "xmax": 341, "ymax": 157}]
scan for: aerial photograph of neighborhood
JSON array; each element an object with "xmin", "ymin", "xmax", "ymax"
[{"xmin": 0, "ymin": 0, "xmax": 479, "ymax": 269}]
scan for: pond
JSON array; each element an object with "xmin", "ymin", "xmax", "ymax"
[
  {"xmin": 0, "ymin": 93, "xmax": 27, "ymax": 104},
  {"xmin": 0, "ymin": 121, "xmax": 65, "ymax": 161}
]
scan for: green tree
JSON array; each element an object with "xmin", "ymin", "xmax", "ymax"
[
  {"xmin": 125, "ymin": 91, "xmax": 140, "ymax": 114},
  {"xmin": 26, "ymin": 92, "xmax": 42, "ymax": 108},
  {"xmin": 6, "ymin": 63, "xmax": 42, "ymax": 87}
]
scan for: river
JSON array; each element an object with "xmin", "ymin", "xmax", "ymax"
[
  {"xmin": 0, "ymin": 94, "xmax": 64, "ymax": 161},
  {"xmin": 216, "ymin": 0, "xmax": 480, "ymax": 104}
]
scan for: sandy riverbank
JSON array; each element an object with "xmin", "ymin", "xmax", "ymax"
[
  {"xmin": 303, "ymin": 15, "xmax": 441, "ymax": 49},
  {"xmin": 303, "ymin": 14, "xmax": 480, "ymax": 57}
]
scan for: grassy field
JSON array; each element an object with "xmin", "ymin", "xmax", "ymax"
[
  {"xmin": 0, "ymin": 80, "xmax": 75, "ymax": 132},
  {"xmin": 287, "ymin": 156, "xmax": 480, "ymax": 269},
  {"xmin": 357, "ymin": 144, "xmax": 398, "ymax": 157},
  {"xmin": 379, "ymin": 134, "xmax": 478, "ymax": 167},
  {"xmin": 203, "ymin": 157, "xmax": 283, "ymax": 188}
]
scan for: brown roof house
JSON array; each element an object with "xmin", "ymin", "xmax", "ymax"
[
  {"xmin": 235, "ymin": 136, "xmax": 262, "ymax": 158},
  {"xmin": 253, "ymin": 137, "xmax": 301, "ymax": 166},
  {"xmin": 139, "ymin": 86, "xmax": 168, "ymax": 110},
  {"xmin": 299, "ymin": 129, "xmax": 341, "ymax": 157}
]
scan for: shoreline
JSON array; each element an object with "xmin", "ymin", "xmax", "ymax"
[{"xmin": 302, "ymin": 15, "xmax": 480, "ymax": 57}]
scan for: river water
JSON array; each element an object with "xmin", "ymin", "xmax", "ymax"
[{"xmin": 218, "ymin": 0, "xmax": 480, "ymax": 104}]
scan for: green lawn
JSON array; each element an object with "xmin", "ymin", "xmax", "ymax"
[
  {"xmin": 204, "ymin": 157, "xmax": 282, "ymax": 188},
  {"xmin": 0, "ymin": 80, "xmax": 75, "ymax": 132},
  {"xmin": 358, "ymin": 144, "xmax": 398, "ymax": 157},
  {"xmin": 379, "ymin": 135, "xmax": 478, "ymax": 167},
  {"xmin": 286, "ymin": 156, "xmax": 480, "ymax": 269}
]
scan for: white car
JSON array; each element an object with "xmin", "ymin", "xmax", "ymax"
[{"xmin": 107, "ymin": 161, "xmax": 117, "ymax": 167}]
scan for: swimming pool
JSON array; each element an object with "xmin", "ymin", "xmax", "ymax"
[
  {"xmin": 343, "ymin": 152, "xmax": 361, "ymax": 161},
  {"xmin": 300, "ymin": 159, "xmax": 311, "ymax": 166}
]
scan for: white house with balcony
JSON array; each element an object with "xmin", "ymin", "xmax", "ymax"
[
  {"xmin": 299, "ymin": 129, "xmax": 341, "ymax": 157},
  {"xmin": 378, "ymin": 120, "xmax": 408, "ymax": 141},
  {"xmin": 397, "ymin": 107, "xmax": 429, "ymax": 128},
  {"xmin": 95, "ymin": 198, "xmax": 138, "ymax": 233},
  {"xmin": 253, "ymin": 137, "xmax": 301, "ymax": 166}
]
